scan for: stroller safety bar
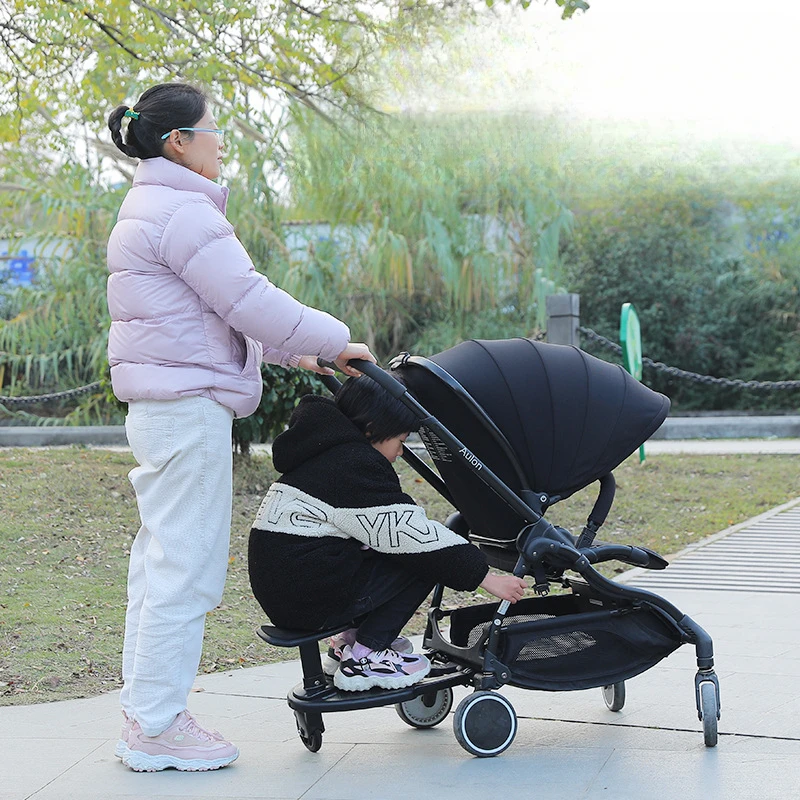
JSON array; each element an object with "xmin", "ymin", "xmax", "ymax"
[{"xmin": 582, "ymin": 544, "xmax": 669, "ymax": 570}]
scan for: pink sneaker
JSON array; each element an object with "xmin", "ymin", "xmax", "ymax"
[
  {"xmin": 116, "ymin": 709, "xmax": 226, "ymax": 759},
  {"xmin": 114, "ymin": 711, "xmax": 132, "ymax": 758},
  {"xmin": 334, "ymin": 645, "xmax": 430, "ymax": 691},
  {"xmin": 122, "ymin": 710, "xmax": 239, "ymax": 772},
  {"xmin": 322, "ymin": 632, "xmax": 414, "ymax": 676}
]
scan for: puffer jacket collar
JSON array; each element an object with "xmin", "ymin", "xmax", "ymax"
[{"xmin": 133, "ymin": 156, "xmax": 229, "ymax": 214}]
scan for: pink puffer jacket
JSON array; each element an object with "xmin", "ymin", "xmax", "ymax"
[{"xmin": 107, "ymin": 157, "xmax": 350, "ymax": 417}]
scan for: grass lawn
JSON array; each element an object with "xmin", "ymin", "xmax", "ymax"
[{"xmin": 1, "ymin": 446, "xmax": 798, "ymax": 706}]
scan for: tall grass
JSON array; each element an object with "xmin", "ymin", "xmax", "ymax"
[
  {"xmin": 0, "ymin": 160, "xmax": 122, "ymax": 424},
  {"xmin": 272, "ymin": 112, "xmax": 573, "ymax": 358}
]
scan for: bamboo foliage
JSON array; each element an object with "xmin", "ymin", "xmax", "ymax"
[
  {"xmin": 277, "ymin": 112, "xmax": 572, "ymax": 357},
  {"xmin": 0, "ymin": 156, "xmax": 121, "ymax": 420}
]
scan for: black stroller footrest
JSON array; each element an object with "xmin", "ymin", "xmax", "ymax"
[
  {"xmin": 258, "ymin": 622, "xmax": 356, "ymax": 649},
  {"xmin": 288, "ymin": 669, "xmax": 471, "ymax": 714}
]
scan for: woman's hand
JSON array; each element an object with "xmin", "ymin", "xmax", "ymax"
[
  {"xmin": 297, "ymin": 355, "xmax": 336, "ymax": 375},
  {"xmin": 479, "ymin": 573, "xmax": 527, "ymax": 603},
  {"xmin": 334, "ymin": 342, "xmax": 377, "ymax": 377}
]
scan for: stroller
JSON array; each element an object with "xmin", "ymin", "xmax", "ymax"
[{"xmin": 257, "ymin": 338, "xmax": 720, "ymax": 757}]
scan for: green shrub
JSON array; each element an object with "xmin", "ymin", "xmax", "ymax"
[{"xmin": 562, "ymin": 185, "xmax": 800, "ymax": 411}]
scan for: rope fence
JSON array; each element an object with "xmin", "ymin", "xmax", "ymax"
[
  {"xmin": 579, "ymin": 327, "xmax": 800, "ymax": 392},
  {"xmin": 0, "ymin": 382, "xmax": 102, "ymax": 407}
]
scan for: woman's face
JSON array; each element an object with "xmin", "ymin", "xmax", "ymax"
[{"xmin": 163, "ymin": 107, "xmax": 224, "ymax": 181}]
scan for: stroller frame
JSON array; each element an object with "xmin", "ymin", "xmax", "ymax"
[{"xmin": 257, "ymin": 356, "xmax": 720, "ymax": 757}]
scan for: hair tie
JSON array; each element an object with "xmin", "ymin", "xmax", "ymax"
[{"xmin": 123, "ymin": 108, "xmax": 139, "ymax": 120}]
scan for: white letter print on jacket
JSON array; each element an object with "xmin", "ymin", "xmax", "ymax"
[{"xmin": 253, "ymin": 483, "xmax": 470, "ymax": 557}]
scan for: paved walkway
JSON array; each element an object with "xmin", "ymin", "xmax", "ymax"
[
  {"xmin": 644, "ymin": 439, "xmax": 800, "ymax": 455},
  {"xmin": 3, "ymin": 480, "xmax": 800, "ymax": 798}
]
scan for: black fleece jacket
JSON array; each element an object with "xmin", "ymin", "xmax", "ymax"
[{"xmin": 248, "ymin": 394, "xmax": 489, "ymax": 629}]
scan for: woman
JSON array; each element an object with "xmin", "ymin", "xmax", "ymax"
[{"xmin": 106, "ymin": 82, "xmax": 373, "ymax": 772}]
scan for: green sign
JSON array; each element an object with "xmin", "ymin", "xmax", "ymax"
[
  {"xmin": 620, "ymin": 302, "xmax": 643, "ymax": 380},
  {"xmin": 619, "ymin": 303, "xmax": 646, "ymax": 462}
]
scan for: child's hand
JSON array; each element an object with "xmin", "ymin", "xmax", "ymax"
[{"xmin": 479, "ymin": 573, "xmax": 527, "ymax": 603}]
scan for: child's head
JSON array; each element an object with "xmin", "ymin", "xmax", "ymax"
[{"xmin": 334, "ymin": 373, "xmax": 420, "ymax": 463}]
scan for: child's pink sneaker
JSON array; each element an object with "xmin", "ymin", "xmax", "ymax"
[
  {"xmin": 122, "ymin": 710, "xmax": 239, "ymax": 772},
  {"xmin": 334, "ymin": 645, "xmax": 430, "ymax": 691},
  {"xmin": 322, "ymin": 632, "xmax": 414, "ymax": 676}
]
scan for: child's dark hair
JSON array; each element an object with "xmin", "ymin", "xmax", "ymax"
[
  {"xmin": 108, "ymin": 83, "xmax": 207, "ymax": 160},
  {"xmin": 335, "ymin": 373, "xmax": 420, "ymax": 443}
]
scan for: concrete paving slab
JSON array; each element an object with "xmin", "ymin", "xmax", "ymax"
[
  {"xmin": 585, "ymin": 747, "xmax": 795, "ymax": 800},
  {"xmin": 0, "ymin": 692, "xmax": 122, "ymax": 739},
  {"xmin": 300, "ymin": 738, "xmax": 616, "ymax": 800},
  {"xmin": 0, "ymin": 737, "xmax": 108, "ymax": 800},
  {"xmin": 652, "ymin": 415, "xmax": 800, "ymax": 440},
  {"xmin": 644, "ymin": 439, "xmax": 800, "ymax": 454},
  {"xmin": 1, "ymin": 415, "xmax": 798, "ymax": 450},
  {"xmin": 24, "ymin": 741, "xmax": 357, "ymax": 800}
]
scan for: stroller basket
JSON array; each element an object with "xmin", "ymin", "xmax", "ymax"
[{"xmin": 448, "ymin": 594, "xmax": 683, "ymax": 692}]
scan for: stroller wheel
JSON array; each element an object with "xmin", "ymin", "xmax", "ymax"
[
  {"xmin": 453, "ymin": 691, "xmax": 517, "ymax": 757},
  {"xmin": 699, "ymin": 681, "xmax": 719, "ymax": 748},
  {"xmin": 300, "ymin": 730, "xmax": 323, "ymax": 752},
  {"xmin": 294, "ymin": 711, "xmax": 324, "ymax": 753},
  {"xmin": 396, "ymin": 688, "xmax": 454, "ymax": 728},
  {"xmin": 601, "ymin": 681, "xmax": 626, "ymax": 712}
]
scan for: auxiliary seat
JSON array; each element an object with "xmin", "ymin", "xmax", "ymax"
[{"xmin": 257, "ymin": 622, "xmax": 356, "ymax": 649}]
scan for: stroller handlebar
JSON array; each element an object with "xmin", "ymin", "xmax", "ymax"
[{"xmin": 316, "ymin": 357, "xmax": 407, "ymax": 398}]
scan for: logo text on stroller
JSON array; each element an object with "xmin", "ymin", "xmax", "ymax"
[{"xmin": 459, "ymin": 447, "xmax": 483, "ymax": 470}]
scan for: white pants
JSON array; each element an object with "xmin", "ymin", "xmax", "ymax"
[{"xmin": 121, "ymin": 396, "xmax": 234, "ymax": 735}]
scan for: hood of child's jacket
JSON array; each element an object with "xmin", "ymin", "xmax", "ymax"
[{"xmin": 271, "ymin": 394, "xmax": 367, "ymax": 473}]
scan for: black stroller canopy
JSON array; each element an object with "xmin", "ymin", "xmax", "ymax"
[{"xmin": 399, "ymin": 338, "xmax": 670, "ymax": 501}]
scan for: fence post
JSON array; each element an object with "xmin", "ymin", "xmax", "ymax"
[{"xmin": 546, "ymin": 293, "xmax": 580, "ymax": 346}]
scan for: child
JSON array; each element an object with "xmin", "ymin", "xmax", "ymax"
[{"xmin": 248, "ymin": 373, "xmax": 527, "ymax": 691}]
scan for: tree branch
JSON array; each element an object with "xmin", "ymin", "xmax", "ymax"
[
  {"xmin": 0, "ymin": 20, "xmax": 38, "ymax": 45},
  {"xmin": 83, "ymin": 10, "xmax": 147, "ymax": 62},
  {"xmin": 57, "ymin": 0, "xmax": 148, "ymax": 63},
  {"xmin": 287, "ymin": 1, "xmax": 361, "ymax": 26}
]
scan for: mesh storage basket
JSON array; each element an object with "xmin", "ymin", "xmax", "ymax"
[{"xmin": 448, "ymin": 593, "xmax": 683, "ymax": 691}]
